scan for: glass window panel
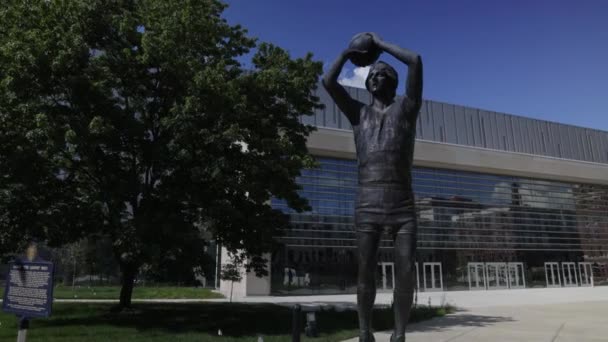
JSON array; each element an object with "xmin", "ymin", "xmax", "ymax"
[{"xmin": 272, "ymin": 156, "xmax": 608, "ymax": 292}]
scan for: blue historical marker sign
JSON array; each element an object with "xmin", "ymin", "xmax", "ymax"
[{"xmin": 2, "ymin": 261, "xmax": 54, "ymax": 318}]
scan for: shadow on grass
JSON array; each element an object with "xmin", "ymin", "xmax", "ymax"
[{"xmin": 26, "ymin": 303, "xmax": 449, "ymax": 337}]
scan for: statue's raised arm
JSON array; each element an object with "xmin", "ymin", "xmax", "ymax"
[{"xmin": 322, "ymin": 49, "xmax": 365, "ymax": 126}]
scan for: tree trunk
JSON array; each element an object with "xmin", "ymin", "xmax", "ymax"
[
  {"xmin": 63, "ymin": 268, "xmax": 73, "ymax": 286},
  {"xmin": 119, "ymin": 263, "xmax": 137, "ymax": 309},
  {"xmin": 72, "ymin": 258, "xmax": 77, "ymax": 290},
  {"xmin": 230, "ymin": 281, "xmax": 234, "ymax": 303}
]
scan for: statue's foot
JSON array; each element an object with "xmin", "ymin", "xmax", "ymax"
[
  {"xmin": 390, "ymin": 333, "xmax": 405, "ymax": 342},
  {"xmin": 359, "ymin": 331, "xmax": 375, "ymax": 342}
]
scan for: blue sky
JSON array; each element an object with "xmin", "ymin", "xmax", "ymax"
[{"xmin": 224, "ymin": 0, "xmax": 608, "ymax": 131}]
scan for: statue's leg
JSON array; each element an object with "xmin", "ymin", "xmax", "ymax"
[
  {"xmin": 356, "ymin": 227, "xmax": 380, "ymax": 342},
  {"xmin": 392, "ymin": 218, "xmax": 417, "ymax": 341}
]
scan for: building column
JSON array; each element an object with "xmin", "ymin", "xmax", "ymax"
[{"xmin": 218, "ymin": 247, "xmax": 271, "ymax": 298}]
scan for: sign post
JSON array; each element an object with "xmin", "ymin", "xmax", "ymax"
[
  {"xmin": 17, "ymin": 316, "xmax": 29, "ymax": 342},
  {"xmin": 2, "ymin": 244, "xmax": 54, "ymax": 342}
]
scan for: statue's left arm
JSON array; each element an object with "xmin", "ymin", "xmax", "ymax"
[{"xmin": 371, "ymin": 33, "xmax": 423, "ymax": 123}]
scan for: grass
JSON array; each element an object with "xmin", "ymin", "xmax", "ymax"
[
  {"xmin": 0, "ymin": 303, "xmax": 452, "ymax": 341},
  {"xmin": 0, "ymin": 285, "xmax": 224, "ymax": 300}
]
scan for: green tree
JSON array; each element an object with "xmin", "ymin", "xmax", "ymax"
[
  {"xmin": 0, "ymin": 0, "xmax": 322, "ymax": 309},
  {"xmin": 220, "ymin": 260, "xmax": 243, "ymax": 303}
]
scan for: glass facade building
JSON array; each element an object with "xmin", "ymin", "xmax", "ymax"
[
  {"xmin": 263, "ymin": 85, "xmax": 608, "ymax": 296},
  {"xmin": 270, "ymin": 157, "xmax": 608, "ymax": 295}
]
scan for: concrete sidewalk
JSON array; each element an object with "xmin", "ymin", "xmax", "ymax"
[
  {"xmin": 343, "ymin": 301, "xmax": 608, "ymax": 342},
  {"xmin": 233, "ymin": 286, "xmax": 608, "ymax": 309},
  {"xmin": 33, "ymin": 286, "xmax": 608, "ymax": 310}
]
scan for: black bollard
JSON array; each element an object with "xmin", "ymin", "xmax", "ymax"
[
  {"xmin": 304, "ymin": 311, "xmax": 319, "ymax": 338},
  {"xmin": 292, "ymin": 304, "xmax": 301, "ymax": 342}
]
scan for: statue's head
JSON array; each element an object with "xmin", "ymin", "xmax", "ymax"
[{"xmin": 365, "ymin": 61, "xmax": 398, "ymax": 100}]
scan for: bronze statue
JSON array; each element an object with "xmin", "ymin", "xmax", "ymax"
[{"xmin": 322, "ymin": 32, "xmax": 423, "ymax": 342}]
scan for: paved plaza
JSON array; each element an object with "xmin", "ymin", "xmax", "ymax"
[
  {"xmin": 341, "ymin": 287, "xmax": 608, "ymax": 342},
  {"xmin": 344, "ymin": 301, "xmax": 608, "ymax": 342}
]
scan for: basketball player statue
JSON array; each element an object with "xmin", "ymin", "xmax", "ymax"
[{"xmin": 322, "ymin": 33, "xmax": 423, "ymax": 342}]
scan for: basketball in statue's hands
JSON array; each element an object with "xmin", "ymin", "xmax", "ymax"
[{"xmin": 348, "ymin": 32, "xmax": 381, "ymax": 67}]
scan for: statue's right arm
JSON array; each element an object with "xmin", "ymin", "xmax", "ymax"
[{"xmin": 322, "ymin": 50, "xmax": 363, "ymax": 126}]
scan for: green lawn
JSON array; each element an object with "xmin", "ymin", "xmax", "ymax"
[
  {"xmin": 0, "ymin": 285, "xmax": 224, "ymax": 300},
  {"xmin": 0, "ymin": 303, "xmax": 451, "ymax": 341}
]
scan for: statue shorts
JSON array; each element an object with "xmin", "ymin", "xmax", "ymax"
[{"xmin": 355, "ymin": 185, "xmax": 417, "ymax": 235}]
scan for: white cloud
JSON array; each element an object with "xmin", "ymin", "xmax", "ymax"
[{"xmin": 338, "ymin": 66, "xmax": 370, "ymax": 89}]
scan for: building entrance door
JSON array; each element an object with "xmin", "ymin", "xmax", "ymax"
[
  {"xmin": 562, "ymin": 262, "xmax": 578, "ymax": 287},
  {"xmin": 579, "ymin": 262, "xmax": 593, "ymax": 287},
  {"xmin": 467, "ymin": 262, "xmax": 486, "ymax": 290},
  {"xmin": 422, "ymin": 262, "xmax": 443, "ymax": 291},
  {"xmin": 507, "ymin": 262, "xmax": 526, "ymax": 289},
  {"xmin": 377, "ymin": 262, "xmax": 394, "ymax": 291},
  {"xmin": 544, "ymin": 262, "xmax": 561, "ymax": 287},
  {"xmin": 485, "ymin": 262, "xmax": 509, "ymax": 289}
]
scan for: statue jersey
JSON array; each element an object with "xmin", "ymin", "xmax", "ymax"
[{"xmin": 352, "ymin": 97, "xmax": 417, "ymax": 226}]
